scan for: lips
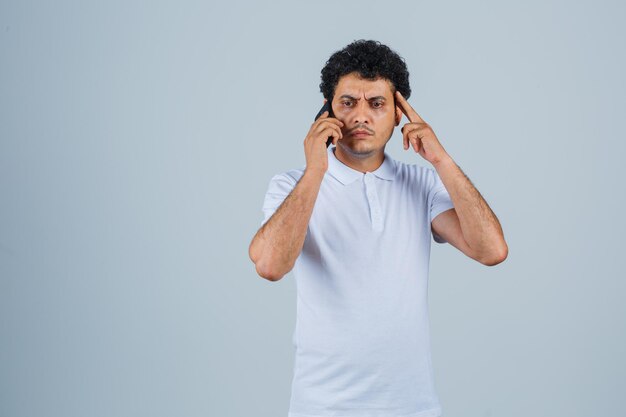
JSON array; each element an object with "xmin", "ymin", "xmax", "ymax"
[{"xmin": 350, "ymin": 130, "xmax": 372, "ymax": 137}]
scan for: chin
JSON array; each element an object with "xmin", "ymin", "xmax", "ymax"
[{"xmin": 340, "ymin": 140, "xmax": 377, "ymax": 156}]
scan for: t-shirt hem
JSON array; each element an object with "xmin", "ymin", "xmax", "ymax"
[
  {"xmin": 430, "ymin": 202, "xmax": 455, "ymax": 225},
  {"xmin": 288, "ymin": 406, "xmax": 442, "ymax": 417},
  {"xmin": 431, "ymin": 202, "xmax": 455, "ymax": 243}
]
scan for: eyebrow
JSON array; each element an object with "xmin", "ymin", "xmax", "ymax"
[{"xmin": 339, "ymin": 94, "xmax": 387, "ymax": 101}]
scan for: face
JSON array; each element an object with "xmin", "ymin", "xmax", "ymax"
[{"xmin": 330, "ymin": 72, "xmax": 402, "ymax": 158}]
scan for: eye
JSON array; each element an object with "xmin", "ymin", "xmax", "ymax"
[
  {"xmin": 341, "ymin": 100, "xmax": 354, "ymax": 107},
  {"xmin": 372, "ymin": 101, "xmax": 384, "ymax": 108}
]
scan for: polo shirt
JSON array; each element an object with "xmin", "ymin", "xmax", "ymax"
[{"xmin": 260, "ymin": 145, "xmax": 455, "ymax": 417}]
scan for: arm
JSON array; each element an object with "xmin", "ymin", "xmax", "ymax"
[
  {"xmin": 394, "ymin": 90, "xmax": 508, "ymax": 266},
  {"xmin": 250, "ymin": 103, "xmax": 343, "ymax": 281},
  {"xmin": 248, "ymin": 168, "xmax": 325, "ymax": 281},
  {"xmin": 431, "ymin": 156, "xmax": 508, "ymax": 266}
]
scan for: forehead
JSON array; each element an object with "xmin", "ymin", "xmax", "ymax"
[{"xmin": 335, "ymin": 72, "xmax": 394, "ymax": 98}]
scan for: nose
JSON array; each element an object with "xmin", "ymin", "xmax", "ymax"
[{"xmin": 351, "ymin": 100, "xmax": 371, "ymax": 125}]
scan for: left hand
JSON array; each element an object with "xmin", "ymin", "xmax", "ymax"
[{"xmin": 395, "ymin": 90, "xmax": 449, "ymax": 165}]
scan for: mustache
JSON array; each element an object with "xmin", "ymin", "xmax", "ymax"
[{"xmin": 348, "ymin": 125, "xmax": 374, "ymax": 134}]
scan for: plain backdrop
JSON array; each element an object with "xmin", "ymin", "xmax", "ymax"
[{"xmin": 1, "ymin": 1, "xmax": 625, "ymax": 416}]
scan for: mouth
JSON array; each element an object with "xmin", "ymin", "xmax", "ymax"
[{"xmin": 350, "ymin": 130, "xmax": 373, "ymax": 137}]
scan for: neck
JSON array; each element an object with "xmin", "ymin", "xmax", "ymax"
[{"xmin": 334, "ymin": 143, "xmax": 385, "ymax": 173}]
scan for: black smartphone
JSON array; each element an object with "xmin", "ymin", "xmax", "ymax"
[{"xmin": 314, "ymin": 101, "xmax": 335, "ymax": 148}]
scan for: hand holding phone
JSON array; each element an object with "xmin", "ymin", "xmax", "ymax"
[
  {"xmin": 304, "ymin": 101, "xmax": 343, "ymax": 174},
  {"xmin": 314, "ymin": 101, "xmax": 336, "ymax": 148}
]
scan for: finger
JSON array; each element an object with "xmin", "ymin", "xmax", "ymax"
[
  {"xmin": 320, "ymin": 126, "xmax": 342, "ymax": 144},
  {"xmin": 314, "ymin": 110, "xmax": 330, "ymax": 124},
  {"xmin": 401, "ymin": 124, "xmax": 420, "ymax": 150},
  {"xmin": 314, "ymin": 114, "xmax": 344, "ymax": 128},
  {"xmin": 395, "ymin": 91, "xmax": 425, "ymax": 124},
  {"xmin": 401, "ymin": 123, "xmax": 421, "ymax": 135},
  {"xmin": 325, "ymin": 117, "xmax": 345, "ymax": 128},
  {"xmin": 315, "ymin": 119, "xmax": 343, "ymax": 134},
  {"xmin": 310, "ymin": 117, "xmax": 339, "ymax": 137},
  {"xmin": 408, "ymin": 130, "xmax": 421, "ymax": 153},
  {"xmin": 318, "ymin": 124, "xmax": 343, "ymax": 141},
  {"xmin": 314, "ymin": 118, "xmax": 344, "ymax": 134}
]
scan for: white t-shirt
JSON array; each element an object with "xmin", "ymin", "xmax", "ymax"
[{"xmin": 261, "ymin": 146, "xmax": 455, "ymax": 417}]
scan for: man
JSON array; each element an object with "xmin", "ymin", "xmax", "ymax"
[{"xmin": 249, "ymin": 39, "xmax": 508, "ymax": 417}]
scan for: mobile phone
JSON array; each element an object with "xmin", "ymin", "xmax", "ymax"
[{"xmin": 314, "ymin": 101, "xmax": 335, "ymax": 148}]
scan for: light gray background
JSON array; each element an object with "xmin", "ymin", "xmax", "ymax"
[{"xmin": 1, "ymin": 1, "xmax": 624, "ymax": 416}]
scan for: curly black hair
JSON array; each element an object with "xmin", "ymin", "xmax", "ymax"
[{"xmin": 319, "ymin": 39, "xmax": 411, "ymax": 103}]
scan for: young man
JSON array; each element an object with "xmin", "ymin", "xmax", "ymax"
[{"xmin": 249, "ymin": 39, "xmax": 507, "ymax": 417}]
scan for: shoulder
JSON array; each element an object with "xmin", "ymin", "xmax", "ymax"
[
  {"xmin": 265, "ymin": 167, "xmax": 306, "ymax": 192},
  {"xmin": 270, "ymin": 168, "xmax": 305, "ymax": 184},
  {"xmin": 392, "ymin": 158, "xmax": 440, "ymax": 189}
]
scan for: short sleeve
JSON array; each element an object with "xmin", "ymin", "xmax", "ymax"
[
  {"xmin": 260, "ymin": 172, "xmax": 299, "ymax": 226},
  {"xmin": 428, "ymin": 169, "xmax": 455, "ymax": 244}
]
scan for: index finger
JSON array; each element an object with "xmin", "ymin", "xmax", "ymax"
[{"xmin": 395, "ymin": 91, "xmax": 425, "ymax": 124}]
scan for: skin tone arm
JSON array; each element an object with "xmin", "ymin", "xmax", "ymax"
[
  {"xmin": 395, "ymin": 91, "xmax": 508, "ymax": 266},
  {"xmin": 248, "ymin": 109, "xmax": 344, "ymax": 281},
  {"xmin": 249, "ymin": 170, "xmax": 323, "ymax": 281}
]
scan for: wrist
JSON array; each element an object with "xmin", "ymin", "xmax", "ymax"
[
  {"xmin": 304, "ymin": 167, "xmax": 326, "ymax": 181},
  {"xmin": 432, "ymin": 153, "xmax": 455, "ymax": 170}
]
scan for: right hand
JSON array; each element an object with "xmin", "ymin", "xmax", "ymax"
[{"xmin": 303, "ymin": 105, "xmax": 344, "ymax": 174}]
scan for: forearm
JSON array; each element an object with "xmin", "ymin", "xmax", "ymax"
[
  {"xmin": 432, "ymin": 155, "xmax": 507, "ymax": 260},
  {"xmin": 249, "ymin": 169, "xmax": 325, "ymax": 281}
]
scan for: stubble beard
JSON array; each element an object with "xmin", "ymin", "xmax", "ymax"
[
  {"xmin": 338, "ymin": 127, "xmax": 393, "ymax": 160},
  {"xmin": 338, "ymin": 140, "xmax": 377, "ymax": 159}
]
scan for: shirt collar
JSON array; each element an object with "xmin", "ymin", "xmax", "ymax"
[{"xmin": 327, "ymin": 145, "xmax": 396, "ymax": 185}]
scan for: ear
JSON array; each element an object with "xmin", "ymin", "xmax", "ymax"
[{"xmin": 394, "ymin": 104, "xmax": 403, "ymax": 126}]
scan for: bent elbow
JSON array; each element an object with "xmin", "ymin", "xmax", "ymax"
[
  {"xmin": 248, "ymin": 237, "xmax": 261, "ymax": 264},
  {"xmin": 248, "ymin": 236, "xmax": 293, "ymax": 281},
  {"xmin": 254, "ymin": 257, "xmax": 288, "ymax": 282},
  {"xmin": 480, "ymin": 243, "xmax": 509, "ymax": 266}
]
